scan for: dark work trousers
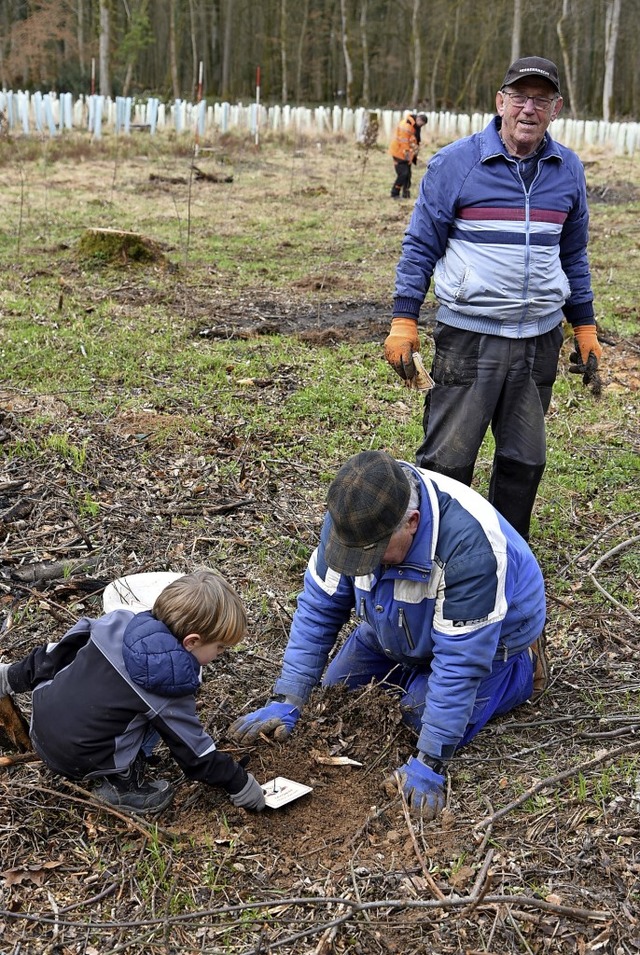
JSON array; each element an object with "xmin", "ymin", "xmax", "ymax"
[
  {"xmin": 415, "ymin": 323, "xmax": 564, "ymax": 540},
  {"xmin": 391, "ymin": 159, "xmax": 412, "ymax": 197}
]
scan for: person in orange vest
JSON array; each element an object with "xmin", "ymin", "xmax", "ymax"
[{"xmin": 389, "ymin": 111, "xmax": 428, "ymax": 199}]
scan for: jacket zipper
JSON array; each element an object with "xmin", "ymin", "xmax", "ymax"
[{"xmin": 398, "ymin": 608, "xmax": 415, "ymax": 650}]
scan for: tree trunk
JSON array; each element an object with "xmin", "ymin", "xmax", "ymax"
[
  {"xmin": 189, "ymin": 0, "xmax": 198, "ymax": 98},
  {"xmin": 295, "ymin": 0, "xmax": 309, "ymax": 101},
  {"xmin": 208, "ymin": 0, "xmax": 221, "ymax": 95},
  {"xmin": 98, "ymin": 0, "xmax": 110, "ymax": 96},
  {"xmin": 411, "ymin": 0, "xmax": 421, "ymax": 106},
  {"xmin": 169, "ymin": 0, "xmax": 180, "ymax": 98},
  {"xmin": 556, "ymin": 0, "xmax": 577, "ymax": 118},
  {"xmin": 360, "ymin": 0, "xmax": 370, "ymax": 105},
  {"xmin": 280, "ymin": 0, "xmax": 288, "ymax": 103},
  {"xmin": 428, "ymin": 20, "xmax": 448, "ymax": 109},
  {"xmin": 77, "ymin": 0, "xmax": 85, "ymax": 83},
  {"xmin": 602, "ymin": 0, "xmax": 621, "ymax": 122},
  {"xmin": 122, "ymin": 61, "xmax": 133, "ymax": 98},
  {"xmin": 511, "ymin": 0, "xmax": 521, "ymax": 63},
  {"xmin": 221, "ymin": 0, "xmax": 233, "ymax": 100},
  {"xmin": 339, "ymin": 0, "xmax": 353, "ymax": 107}
]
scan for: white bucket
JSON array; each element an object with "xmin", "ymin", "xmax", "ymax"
[{"xmin": 103, "ymin": 571, "xmax": 184, "ymax": 614}]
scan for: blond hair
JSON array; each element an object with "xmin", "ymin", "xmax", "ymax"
[{"xmin": 153, "ymin": 569, "xmax": 246, "ymax": 647}]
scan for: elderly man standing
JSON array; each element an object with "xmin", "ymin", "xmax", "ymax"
[
  {"xmin": 384, "ymin": 57, "xmax": 601, "ymax": 541},
  {"xmin": 229, "ymin": 451, "xmax": 547, "ymax": 820}
]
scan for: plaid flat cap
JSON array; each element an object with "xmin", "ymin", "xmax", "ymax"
[{"xmin": 325, "ymin": 451, "xmax": 411, "ymax": 575}]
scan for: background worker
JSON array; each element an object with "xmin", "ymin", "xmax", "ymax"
[
  {"xmin": 384, "ymin": 57, "xmax": 602, "ymax": 541},
  {"xmin": 228, "ymin": 451, "xmax": 547, "ymax": 821},
  {"xmin": 389, "ymin": 110, "xmax": 428, "ymax": 199}
]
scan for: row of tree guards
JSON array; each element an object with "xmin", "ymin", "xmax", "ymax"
[{"xmin": 1, "ymin": 87, "xmax": 639, "ymax": 158}]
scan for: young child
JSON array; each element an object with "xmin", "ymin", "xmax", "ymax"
[{"xmin": 0, "ymin": 569, "xmax": 265, "ymax": 815}]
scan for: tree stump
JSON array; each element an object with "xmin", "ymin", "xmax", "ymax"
[
  {"xmin": 0, "ymin": 695, "xmax": 32, "ymax": 752},
  {"xmin": 77, "ymin": 228, "xmax": 166, "ymax": 266}
]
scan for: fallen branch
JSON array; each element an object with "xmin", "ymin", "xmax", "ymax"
[
  {"xmin": 192, "ymin": 165, "xmax": 233, "ymax": 183},
  {"xmin": 9, "ymin": 556, "xmax": 99, "ymax": 584},
  {"xmin": 0, "ymin": 752, "xmax": 41, "ymax": 767},
  {"xmin": 587, "ymin": 535, "xmax": 640, "ymax": 623},
  {"xmin": 558, "ymin": 512, "xmax": 639, "ymax": 577},
  {"xmin": 1, "ymin": 498, "xmax": 35, "ymax": 523},
  {"xmin": 395, "ymin": 783, "xmax": 446, "ymax": 901},
  {"xmin": 149, "ymin": 173, "xmax": 188, "ymax": 184},
  {"xmin": 475, "ymin": 737, "xmax": 640, "ymax": 830},
  {"xmin": 5, "ymin": 581, "xmax": 80, "ymax": 625},
  {"xmin": 461, "ymin": 848, "xmax": 494, "ymax": 916},
  {"xmin": 5, "ymin": 777, "xmax": 178, "ymax": 843},
  {"xmin": 0, "ymin": 890, "xmax": 609, "ymax": 937},
  {"xmin": 158, "ymin": 497, "xmax": 254, "ymax": 517}
]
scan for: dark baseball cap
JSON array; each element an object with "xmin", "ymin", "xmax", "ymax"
[
  {"xmin": 325, "ymin": 451, "xmax": 411, "ymax": 575},
  {"xmin": 502, "ymin": 56, "xmax": 561, "ymax": 94}
]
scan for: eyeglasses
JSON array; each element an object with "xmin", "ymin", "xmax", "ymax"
[{"xmin": 502, "ymin": 91, "xmax": 555, "ymax": 111}]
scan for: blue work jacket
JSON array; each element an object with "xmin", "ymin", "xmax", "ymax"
[
  {"xmin": 274, "ymin": 465, "xmax": 546, "ymax": 755},
  {"xmin": 394, "ymin": 116, "xmax": 594, "ymax": 336}
]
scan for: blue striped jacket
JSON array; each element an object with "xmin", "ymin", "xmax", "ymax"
[
  {"xmin": 393, "ymin": 116, "xmax": 594, "ymax": 336},
  {"xmin": 274, "ymin": 465, "xmax": 546, "ymax": 755}
]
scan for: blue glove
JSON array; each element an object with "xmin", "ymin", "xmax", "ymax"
[
  {"xmin": 386, "ymin": 756, "xmax": 446, "ymax": 820},
  {"xmin": 227, "ymin": 701, "xmax": 300, "ymax": 745}
]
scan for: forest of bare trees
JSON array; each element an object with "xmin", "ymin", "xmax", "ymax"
[{"xmin": 0, "ymin": 0, "xmax": 637, "ymax": 120}]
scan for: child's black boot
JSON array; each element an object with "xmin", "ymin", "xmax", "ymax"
[{"xmin": 93, "ymin": 756, "xmax": 174, "ymax": 815}]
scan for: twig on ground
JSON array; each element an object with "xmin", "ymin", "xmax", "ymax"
[
  {"xmin": 505, "ymin": 907, "xmax": 536, "ymax": 955},
  {"xmin": 4, "ymin": 581, "xmax": 78, "ymax": 624},
  {"xmin": 474, "ymin": 795, "xmax": 495, "ymax": 854},
  {"xmin": 0, "ymin": 751, "xmax": 41, "ymax": 767},
  {"xmin": 460, "ymin": 848, "xmax": 494, "ymax": 915},
  {"xmin": 0, "ymin": 890, "xmax": 610, "ymax": 935},
  {"xmin": 5, "ymin": 777, "xmax": 179, "ymax": 842},
  {"xmin": 587, "ymin": 535, "xmax": 640, "ymax": 623},
  {"xmin": 313, "ymin": 901, "xmax": 348, "ymax": 954},
  {"xmin": 475, "ymin": 737, "xmax": 640, "ymax": 829},
  {"xmin": 395, "ymin": 786, "xmax": 446, "ymax": 901},
  {"xmin": 558, "ymin": 513, "xmax": 639, "ymax": 577}
]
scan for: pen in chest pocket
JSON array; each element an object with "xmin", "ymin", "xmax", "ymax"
[{"xmin": 398, "ymin": 607, "xmax": 415, "ymax": 649}]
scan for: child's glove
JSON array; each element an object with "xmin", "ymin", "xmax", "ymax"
[
  {"xmin": 227, "ymin": 701, "xmax": 300, "ymax": 744},
  {"xmin": 0, "ymin": 663, "xmax": 13, "ymax": 697},
  {"xmin": 383, "ymin": 755, "xmax": 446, "ymax": 820},
  {"xmin": 229, "ymin": 773, "xmax": 266, "ymax": 811}
]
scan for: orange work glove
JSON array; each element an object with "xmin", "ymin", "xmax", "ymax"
[
  {"xmin": 384, "ymin": 317, "xmax": 420, "ymax": 380},
  {"xmin": 569, "ymin": 324, "xmax": 603, "ymax": 396},
  {"xmin": 572, "ymin": 324, "xmax": 602, "ymax": 365}
]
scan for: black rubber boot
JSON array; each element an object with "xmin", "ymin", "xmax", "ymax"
[{"xmin": 488, "ymin": 456, "xmax": 546, "ymax": 542}]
